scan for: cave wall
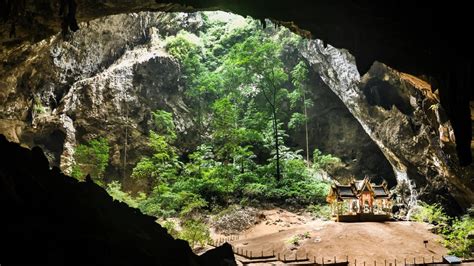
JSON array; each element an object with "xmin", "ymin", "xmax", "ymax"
[
  {"xmin": 0, "ymin": 12, "xmax": 203, "ymax": 186},
  {"xmin": 1, "ymin": 0, "xmax": 472, "ymax": 167},
  {"xmin": 0, "ymin": 12, "xmax": 397, "ymax": 189},
  {"xmin": 1, "ymin": 10, "xmax": 472, "ymax": 209},
  {"xmin": 290, "ymin": 69, "xmax": 395, "ymax": 184},
  {"xmin": 299, "ymin": 38, "xmax": 473, "ymax": 210}
]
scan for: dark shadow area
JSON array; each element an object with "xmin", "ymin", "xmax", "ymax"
[
  {"xmin": 32, "ymin": 129, "xmax": 66, "ymax": 166},
  {"xmin": 362, "ymin": 79, "xmax": 414, "ymax": 116},
  {"xmin": 0, "ymin": 134, "xmax": 234, "ymax": 265}
]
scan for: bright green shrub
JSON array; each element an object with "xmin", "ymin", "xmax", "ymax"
[
  {"xmin": 106, "ymin": 181, "xmax": 145, "ymax": 208},
  {"xmin": 161, "ymin": 220, "xmax": 179, "ymax": 239},
  {"xmin": 307, "ymin": 204, "xmax": 331, "ymax": 220},
  {"xmin": 312, "ymin": 149, "xmax": 342, "ymax": 172},
  {"xmin": 410, "ymin": 202, "xmax": 448, "ymax": 226},
  {"xmin": 71, "ymin": 137, "xmax": 110, "ymax": 181},
  {"xmin": 243, "ymin": 183, "xmax": 269, "ymax": 199},
  {"xmin": 179, "ymin": 219, "xmax": 211, "ymax": 249},
  {"xmin": 443, "ymin": 214, "xmax": 474, "ymax": 258}
]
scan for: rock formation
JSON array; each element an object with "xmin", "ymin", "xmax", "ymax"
[
  {"xmin": 0, "ymin": 11, "xmax": 472, "ymax": 212},
  {"xmin": 0, "ymin": 12, "xmax": 395, "ymax": 188},
  {"xmin": 301, "ymin": 40, "xmax": 473, "ymax": 211},
  {"xmin": 1, "ymin": 1, "xmax": 472, "ymax": 168},
  {"xmin": 0, "ymin": 135, "xmax": 235, "ymax": 265}
]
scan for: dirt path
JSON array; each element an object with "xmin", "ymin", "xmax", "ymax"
[{"xmin": 210, "ymin": 208, "xmax": 447, "ymax": 265}]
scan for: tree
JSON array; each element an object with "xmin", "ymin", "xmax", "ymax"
[
  {"xmin": 211, "ymin": 97, "xmax": 239, "ymax": 163},
  {"xmin": 131, "ymin": 110, "xmax": 180, "ymax": 189},
  {"xmin": 71, "ymin": 137, "xmax": 110, "ymax": 182},
  {"xmin": 291, "ymin": 61, "xmax": 312, "ymax": 165},
  {"xmin": 225, "ymin": 35, "xmax": 288, "ymax": 181},
  {"xmin": 165, "ymin": 31, "xmax": 222, "ymax": 137},
  {"xmin": 312, "ymin": 149, "xmax": 342, "ymax": 172}
]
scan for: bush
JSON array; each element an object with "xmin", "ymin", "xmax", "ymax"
[
  {"xmin": 106, "ymin": 181, "xmax": 145, "ymax": 208},
  {"xmin": 179, "ymin": 219, "xmax": 211, "ymax": 249},
  {"xmin": 287, "ymin": 235, "xmax": 300, "ymax": 246},
  {"xmin": 71, "ymin": 137, "xmax": 110, "ymax": 182},
  {"xmin": 443, "ymin": 214, "xmax": 474, "ymax": 258},
  {"xmin": 410, "ymin": 202, "xmax": 473, "ymax": 258},
  {"xmin": 137, "ymin": 183, "xmax": 208, "ymax": 219},
  {"xmin": 287, "ymin": 232, "xmax": 311, "ymax": 246},
  {"xmin": 243, "ymin": 183, "xmax": 269, "ymax": 199},
  {"xmin": 312, "ymin": 149, "xmax": 342, "ymax": 172},
  {"xmin": 410, "ymin": 202, "xmax": 448, "ymax": 226},
  {"xmin": 307, "ymin": 204, "xmax": 331, "ymax": 220},
  {"xmin": 161, "ymin": 220, "xmax": 179, "ymax": 239}
]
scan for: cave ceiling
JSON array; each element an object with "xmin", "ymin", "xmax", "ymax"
[{"xmin": 0, "ymin": 0, "xmax": 472, "ymax": 165}]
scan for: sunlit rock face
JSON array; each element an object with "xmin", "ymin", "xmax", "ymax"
[
  {"xmin": 301, "ymin": 41, "xmax": 473, "ymax": 211},
  {"xmin": 0, "ymin": 12, "xmax": 202, "ymax": 184},
  {"xmin": 0, "ymin": 11, "xmax": 471, "ymax": 210}
]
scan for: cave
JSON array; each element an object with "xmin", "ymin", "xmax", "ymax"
[{"xmin": 1, "ymin": 1, "xmax": 473, "ymax": 264}]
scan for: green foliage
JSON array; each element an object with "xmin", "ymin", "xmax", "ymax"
[
  {"xmin": 152, "ymin": 110, "xmax": 176, "ymax": 142},
  {"xmin": 179, "ymin": 219, "xmax": 212, "ymax": 249},
  {"xmin": 288, "ymin": 112, "xmax": 306, "ymax": 130},
  {"xmin": 132, "ymin": 110, "xmax": 180, "ymax": 188},
  {"xmin": 165, "ymin": 31, "xmax": 200, "ymax": 62},
  {"xmin": 123, "ymin": 15, "xmax": 334, "ymax": 224},
  {"xmin": 302, "ymin": 231, "xmax": 310, "ymax": 239},
  {"xmin": 410, "ymin": 202, "xmax": 473, "ymax": 258},
  {"xmin": 138, "ymin": 183, "xmax": 208, "ymax": 219},
  {"xmin": 307, "ymin": 204, "xmax": 331, "ymax": 220},
  {"xmin": 106, "ymin": 181, "xmax": 145, "ymax": 208},
  {"xmin": 443, "ymin": 214, "xmax": 474, "ymax": 258},
  {"xmin": 160, "ymin": 218, "xmax": 211, "ymax": 249},
  {"xmin": 287, "ymin": 232, "xmax": 311, "ymax": 246},
  {"xmin": 161, "ymin": 220, "xmax": 179, "ymax": 239},
  {"xmin": 410, "ymin": 202, "xmax": 448, "ymax": 226},
  {"xmin": 429, "ymin": 103, "xmax": 440, "ymax": 111},
  {"xmin": 71, "ymin": 137, "xmax": 110, "ymax": 181},
  {"xmin": 312, "ymin": 149, "xmax": 342, "ymax": 172},
  {"xmin": 287, "ymin": 235, "xmax": 300, "ymax": 246},
  {"xmin": 33, "ymin": 96, "xmax": 46, "ymax": 114}
]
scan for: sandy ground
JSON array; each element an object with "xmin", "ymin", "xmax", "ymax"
[{"xmin": 210, "ymin": 208, "xmax": 448, "ymax": 265}]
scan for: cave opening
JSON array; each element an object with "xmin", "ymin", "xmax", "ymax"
[
  {"xmin": 1, "ymin": 5, "xmax": 474, "ymax": 264},
  {"xmin": 31, "ymin": 129, "xmax": 66, "ymax": 166}
]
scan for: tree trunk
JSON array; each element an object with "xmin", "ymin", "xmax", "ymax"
[
  {"xmin": 272, "ymin": 109, "xmax": 281, "ymax": 181},
  {"xmin": 303, "ymin": 92, "xmax": 310, "ymax": 166}
]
